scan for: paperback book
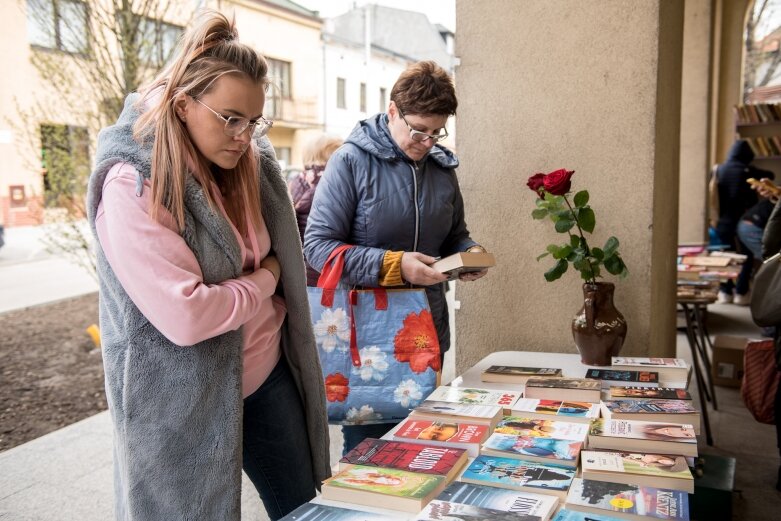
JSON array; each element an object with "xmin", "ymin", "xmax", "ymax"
[
  {"xmin": 565, "ymin": 478, "xmax": 689, "ymax": 521},
  {"xmin": 523, "ymin": 378, "xmax": 602, "ymax": 403},
  {"xmin": 436, "ymin": 481, "xmax": 559, "ymax": 520},
  {"xmin": 392, "ymin": 418, "xmax": 489, "ymax": 457},
  {"xmin": 610, "ymin": 358, "xmax": 690, "ymax": 388},
  {"xmin": 608, "ymin": 387, "xmax": 691, "ymax": 401},
  {"xmin": 416, "ymin": 499, "xmax": 542, "ymax": 521},
  {"xmin": 425, "ymin": 386, "xmax": 521, "ymax": 411},
  {"xmin": 430, "ymin": 252, "xmax": 496, "ymax": 281},
  {"xmin": 552, "ymin": 509, "xmax": 626, "ymax": 521},
  {"xmin": 278, "ymin": 503, "xmax": 401, "ymax": 521},
  {"xmin": 410, "ymin": 401, "xmax": 503, "ymax": 428},
  {"xmin": 321, "ymin": 465, "xmax": 446, "ymax": 513},
  {"xmin": 481, "ymin": 366, "xmax": 562, "ymax": 384},
  {"xmin": 481, "ymin": 432, "xmax": 582, "ymax": 468},
  {"xmin": 459, "ymin": 455, "xmax": 576, "ymax": 499},
  {"xmin": 599, "ymin": 400, "xmax": 700, "ymax": 434},
  {"xmin": 511, "ymin": 398, "xmax": 601, "ymax": 424},
  {"xmin": 494, "ymin": 416, "xmax": 591, "ymax": 441},
  {"xmin": 338, "ymin": 438, "xmax": 468, "ymax": 481},
  {"xmin": 588, "ymin": 419, "xmax": 698, "ymax": 457},
  {"xmin": 585, "ymin": 369, "xmax": 659, "ymax": 389},
  {"xmin": 580, "ymin": 450, "xmax": 694, "ymax": 493}
]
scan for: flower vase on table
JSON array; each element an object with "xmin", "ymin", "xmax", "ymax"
[
  {"xmin": 526, "ymin": 168, "xmax": 629, "ymax": 366},
  {"xmin": 572, "ymin": 281, "xmax": 627, "ymax": 366}
]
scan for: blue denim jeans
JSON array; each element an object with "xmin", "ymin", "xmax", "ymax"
[
  {"xmin": 243, "ymin": 357, "xmax": 316, "ymax": 520},
  {"xmin": 341, "ymin": 422, "xmax": 396, "ymax": 456},
  {"xmin": 737, "ymin": 220, "xmax": 764, "ymax": 260}
]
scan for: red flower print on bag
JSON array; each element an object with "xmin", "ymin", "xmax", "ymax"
[
  {"xmin": 393, "ymin": 310, "xmax": 441, "ymax": 373},
  {"xmin": 325, "ymin": 373, "xmax": 350, "ymax": 402}
]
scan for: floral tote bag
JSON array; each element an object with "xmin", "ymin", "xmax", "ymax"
[{"xmin": 308, "ymin": 245, "xmax": 440, "ymax": 425}]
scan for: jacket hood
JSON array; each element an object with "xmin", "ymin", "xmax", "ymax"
[
  {"xmin": 726, "ymin": 139, "xmax": 755, "ymax": 164},
  {"xmin": 345, "ymin": 113, "xmax": 458, "ymax": 169}
]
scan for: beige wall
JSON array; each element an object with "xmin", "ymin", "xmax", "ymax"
[
  {"xmin": 678, "ymin": 0, "xmax": 714, "ymax": 244},
  {"xmin": 453, "ymin": 0, "xmax": 684, "ymax": 373}
]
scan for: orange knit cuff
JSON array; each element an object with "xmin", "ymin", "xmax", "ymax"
[{"xmin": 379, "ymin": 250, "xmax": 404, "ymax": 287}]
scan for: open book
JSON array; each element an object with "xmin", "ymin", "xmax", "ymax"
[{"xmin": 431, "ymin": 252, "xmax": 496, "ymax": 280}]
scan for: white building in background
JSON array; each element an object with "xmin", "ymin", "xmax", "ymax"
[{"xmin": 321, "ymin": 4, "xmax": 455, "ymax": 145}]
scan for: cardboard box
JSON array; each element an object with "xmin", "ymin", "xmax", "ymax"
[{"xmin": 710, "ymin": 335, "xmax": 748, "ymax": 388}]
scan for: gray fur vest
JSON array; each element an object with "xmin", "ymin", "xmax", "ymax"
[{"xmin": 86, "ymin": 94, "xmax": 330, "ymax": 520}]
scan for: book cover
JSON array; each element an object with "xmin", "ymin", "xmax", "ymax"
[
  {"xmin": 552, "ymin": 508, "xmax": 627, "ymax": 521},
  {"xmin": 512, "ymin": 398, "xmax": 600, "ymax": 419},
  {"xmin": 566, "ymin": 478, "xmax": 689, "ymax": 520},
  {"xmin": 483, "ymin": 366, "xmax": 562, "ymax": 377},
  {"xmin": 339, "ymin": 438, "xmax": 466, "ymax": 476},
  {"xmin": 589, "ymin": 419, "xmax": 697, "ymax": 445},
  {"xmin": 279, "ymin": 503, "xmax": 401, "ymax": 521},
  {"xmin": 416, "ymin": 500, "xmax": 542, "ymax": 521},
  {"xmin": 580, "ymin": 451, "xmax": 693, "ymax": 480},
  {"xmin": 585, "ymin": 369, "xmax": 659, "ymax": 385},
  {"xmin": 611, "ymin": 358, "xmax": 688, "ymax": 369},
  {"xmin": 601, "ymin": 400, "xmax": 698, "ymax": 415},
  {"xmin": 494, "ymin": 416, "xmax": 590, "ymax": 441},
  {"xmin": 460, "ymin": 455, "xmax": 575, "ymax": 493},
  {"xmin": 325, "ymin": 465, "xmax": 445, "ymax": 499},
  {"xmin": 437, "ymin": 481, "xmax": 559, "ymax": 519},
  {"xmin": 394, "ymin": 419, "xmax": 488, "ymax": 444},
  {"xmin": 412, "ymin": 400, "xmax": 502, "ymax": 420},
  {"xmin": 425, "ymin": 387, "xmax": 521, "ymax": 408},
  {"xmin": 483, "ymin": 433, "xmax": 581, "ymax": 463},
  {"xmin": 525, "ymin": 378, "xmax": 601, "ymax": 390},
  {"xmin": 609, "ymin": 387, "xmax": 691, "ymax": 400}
]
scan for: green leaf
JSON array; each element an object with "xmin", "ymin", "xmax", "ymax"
[
  {"xmin": 574, "ymin": 190, "xmax": 589, "ymax": 208},
  {"xmin": 570, "ymin": 235, "xmax": 580, "ymax": 248},
  {"xmin": 591, "ymin": 247, "xmax": 604, "ymax": 261},
  {"xmin": 603, "ymin": 236, "xmax": 619, "ymax": 256},
  {"xmin": 557, "ymin": 245, "xmax": 573, "ymax": 259},
  {"xmin": 604, "ymin": 254, "xmax": 623, "ymax": 275},
  {"xmin": 546, "ymin": 244, "xmax": 560, "ymax": 255},
  {"xmin": 555, "ymin": 218, "xmax": 575, "ymax": 233},
  {"xmin": 532, "ymin": 208, "xmax": 548, "ymax": 219},
  {"xmin": 544, "ymin": 259, "xmax": 568, "ymax": 282},
  {"xmin": 554, "ymin": 209, "xmax": 574, "ymax": 219},
  {"xmin": 536, "ymin": 252, "xmax": 550, "ymax": 261},
  {"xmin": 578, "ymin": 207, "xmax": 596, "ymax": 233}
]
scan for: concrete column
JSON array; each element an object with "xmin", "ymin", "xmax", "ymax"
[
  {"xmin": 453, "ymin": 0, "xmax": 684, "ymax": 372},
  {"xmin": 679, "ymin": 0, "xmax": 715, "ymax": 244}
]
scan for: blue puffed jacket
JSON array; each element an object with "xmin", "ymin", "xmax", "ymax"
[{"xmin": 303, "ymin": 113, "xmax": 477, "ymax": 351}]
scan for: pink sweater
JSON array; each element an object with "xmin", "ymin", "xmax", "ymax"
[{"xmin": 95, "ymin": 162, "xmax": 285, "ymax": 398}]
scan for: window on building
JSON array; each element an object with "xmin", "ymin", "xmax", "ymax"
[
  {"xmin": 9, "ymin": 186, "xmax": 27, "ymax": 208},
  {"xmin": 379, "ymin": 87, "xmax": 387, "ymax": 111},
  {"xmin": 26, "ymin": 0, "xmax": 88, "ymax": 54},
  {"xmin": 135, "ymin": 17, "xmax": 183, "ymax": 68},
  {"xmin": 266, "ymin": 58, "xmax": 292, "ymax": 120},
  {"xmin": 275, "ymin": 146, "xmax": 292, "ymax": 170},
  {"xmin": 40, "ymin": 124, "xmax": 90, "ymax": 207},
  {"xmin": 337, "ymin": 78, "xmax": 346, "ymax": 109},
  {"xmin": 360, "ymin": 83, "xmax": 367, "ymax": 113}
]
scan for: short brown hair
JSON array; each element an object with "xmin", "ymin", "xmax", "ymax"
[{"xmin": 390, "ymin": 61, "xmax": 457, "ymax": 116}]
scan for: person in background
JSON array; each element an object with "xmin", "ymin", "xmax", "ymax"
[
  {"xmin": 304, "ymin": 60, "xmax": 489, "ymax": 455},
  {"xmin": 737, "ymin": 179, "xmax": 780, "ymax": 309},
  {"xmin": 288, "ymin": 134, "xmax": 343, "ymax": 286},
  {"xmin": 761, "ymin": 193, "xmax": 781, "ymax": 491},
  {"xmin": 85, "ymin": 10, "xmax": 329, "ymax": 520},
  {"xmin": 708, "ymin": 139, "xmax": 774, "ymax": 304}
]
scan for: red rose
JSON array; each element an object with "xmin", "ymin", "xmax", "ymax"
[
  {"xmin": 543, "ymin": 169, "xmax": 575, "ymax": 196},
  {"xmin": 526, "ymin": 173, "xmax": 546, "ymax": 195}
]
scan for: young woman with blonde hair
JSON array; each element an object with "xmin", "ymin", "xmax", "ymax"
[{"xmin": 86, "ymin": 10, "xmax": 329, "ymax": 520}]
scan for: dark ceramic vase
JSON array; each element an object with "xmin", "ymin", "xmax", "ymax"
[{"xmin": 571, "ymin": 282, "xmax": 627, "ymax": 366}]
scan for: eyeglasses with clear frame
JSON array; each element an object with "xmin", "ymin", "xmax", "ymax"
[
  {"xmin": 398, "ymin": 109, "xmax": 448, "ymax": 143},
  {"xmin": 194, "ymin": 97, "xmax": 273, "ymax": 137}
]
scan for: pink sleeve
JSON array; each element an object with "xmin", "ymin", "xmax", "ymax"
[{"xmin": 94, "ymin": 163, "xmax": 277, "ymax": 346}]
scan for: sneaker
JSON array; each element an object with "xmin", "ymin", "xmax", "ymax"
[
  {"xmin": 716, "ymin": 291, "xmax": 734, "ymax": 304},
  {"xmin": 734, "ymin": 292, "xmax": 751, "ymax": 306}
]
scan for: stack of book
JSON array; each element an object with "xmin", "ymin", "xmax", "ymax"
[
  {"xmin": 480, "ymin": 365, "xmax": 563, "ymax": 385},
  {"xmin": 483, "ymin": 416, "xmax": 590, "ymax": 468},
  {"xmin": 523, "ymin": 378, "xmax": 602, "ymax": 403},
  {"xmin": 321, "ymin": 439, "xmax": 469, "ymax": 513},
  {"xmin": 677, "ymin": 249, "xmax": 746, "ymax": 288},
  {"xmin": 585, "ymin": 369, "xmax": 660, "ymax": 389},
  {"xmin": 588, "ymin": 419, "xmax": 698, "ymax": 458},
  {"xmin": 599, "ymin": 399, "xmax": 701, "ymax": 435},
  {"xmin": 609, "ymin": 358, "xmax": 691, "ymax": 389},
  {"xmin": 563, "ymin": 478, "xmax": 689, "ymax": 520}
]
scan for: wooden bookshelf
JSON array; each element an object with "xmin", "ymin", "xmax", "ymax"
[{"xmin": 735, "ymin": 103, "xmax": 781, "ymax": 176}]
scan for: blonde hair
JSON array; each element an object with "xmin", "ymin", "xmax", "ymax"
[
  {"xmin": 134, "ymin": 9, "xmax": 269, "ymax": 234},
  {"xmin": 302, "ymin": 134, "xmax": 343, "ymax": 169}
]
